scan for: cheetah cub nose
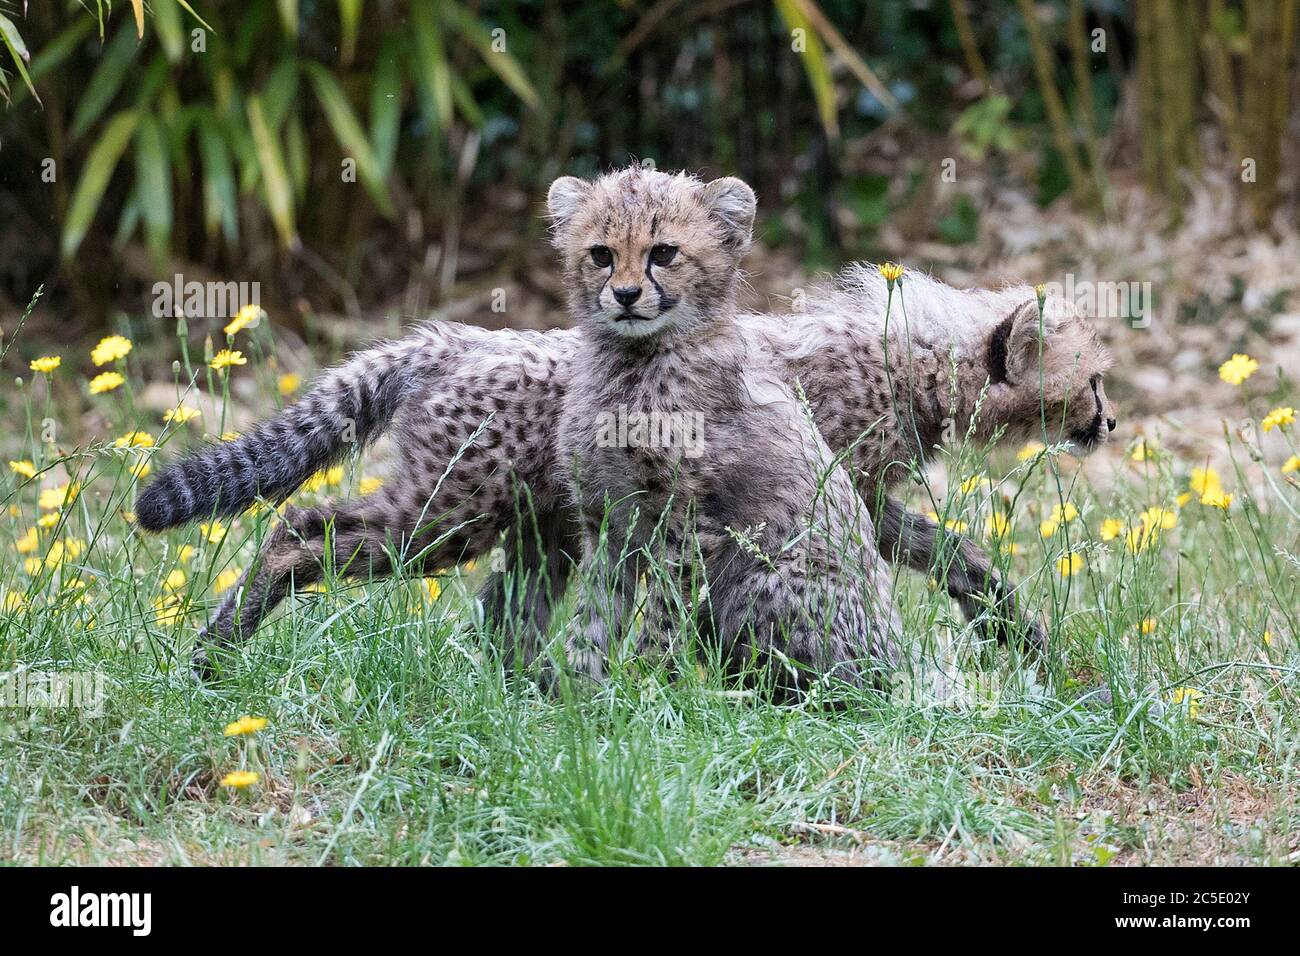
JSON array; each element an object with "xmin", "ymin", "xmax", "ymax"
[{"xmin": 613, "ymin": 286, "xmax": 642, "ymax": 307}]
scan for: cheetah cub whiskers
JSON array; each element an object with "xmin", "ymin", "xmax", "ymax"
[{"xmin": 550, "ymin": 168, "xmax": 900, "ymax": 691}]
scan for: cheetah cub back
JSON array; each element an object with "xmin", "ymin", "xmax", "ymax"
[{"xmin": 549, "ymin": 167, "xmax": 901, "ymax": 692}]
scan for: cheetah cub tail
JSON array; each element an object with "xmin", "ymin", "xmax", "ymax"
[{"xmin": 134, "ymin": 334, "xmax": 435, "ymax": 531}]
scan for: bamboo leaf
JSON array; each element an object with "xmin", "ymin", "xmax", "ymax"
[
  {"xmin": 441, "ymin": 2, "xmax": 540, "ymax": 110},
  {"xmin": 246, "ymin": 95, "xmax": 299, "ymax": 249},
  {"xmin": 62, "ymin": 110, "xmax": 140, "ymax": 258},
  {"xmin": 411, "ymin": 1, "xmax": 453, "ymax": 131},
  {"xmin": 129, "ymin": 0, "xmax": 145, "ymax": 39},
  {"xmin": 174, "ymin": 1, "xmax": 216, "ymax": 33},
  {"xmin": 339, "ymin": 0, "xmax": 363, "ymax": 65},
  {"xmin": 261, "ymin": 58, "xmax": 300, "ymax": 131},
  {"xmin": 773, "ymin": 0, "xmax": 838, "ymax": 138},
  {"xmin": 370, "ymin": 42, "xmax": 402, "ymax": 179},
  {"xmin": 306, "ymin": 62, "xmax": 394, "ymax": 215},
  {"xmin": 70, "ymin": 25, "xmax": 139, "ymax": 140},
  {"xmin": 113, "ymin": 183, "xmax": 142, "ymax": 251},
  {"xmin": 450, "ymin": 72, "xmax": 484, "ymax": 129},
  {"xmin": 277, "ymin": 0, "xmax": 300, "ymax": 40},
  {"xmin": 30, "ymin": 16, "xmax": 97, "ymax": 85},
  {"xmin": 196, "ymin": 117, "xmax": 238, "ymax": 242},
  {"xmin": 154, "ymin": 0, "xmax": 185, "ymax": 64},
  {"xmin": 286, "ymin": 114, "xmax": 308, "ymax": 206},
  {"xmin": 136, "ymin": 115, "xmax": 174, "ymax": 265},
  {"xmin": 0, "ymin": 12, "xmax": 40, "ymax": 106}
]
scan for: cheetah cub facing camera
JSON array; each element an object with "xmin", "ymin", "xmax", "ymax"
[{"xmin": 549, "ymin": 169, "xmax": 900, "ymax": 690}]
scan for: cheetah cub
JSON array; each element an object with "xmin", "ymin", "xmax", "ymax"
[{"xmin": 549, "ymin": 168, "xmax": 900, "ymax": 691}]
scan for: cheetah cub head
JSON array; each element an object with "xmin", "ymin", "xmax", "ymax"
[
  {"xmin": 988, "ymin": 294, "xmax": 1117, "ymax": 454},
  {"xmin": 547, "ymin": 166, "xmax": 756, "ymax": 341}
]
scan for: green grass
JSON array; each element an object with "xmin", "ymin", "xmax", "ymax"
[{"xmin": 2, "ymin": 306, "xmax": 1299, "ymax": 866}]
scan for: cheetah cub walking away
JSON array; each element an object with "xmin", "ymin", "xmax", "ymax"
[{"xmin": 549, "ymin": 168, "xmax": 900, "ymax": 690}]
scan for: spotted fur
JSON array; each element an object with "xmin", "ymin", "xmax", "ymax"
[
  {"xmin": 135, "ymin": 167, "xmax": 1115, "ymax": 679},
  {"xmin": 550, "ymin": 168, "xmax": 900, "ymax": 689}
]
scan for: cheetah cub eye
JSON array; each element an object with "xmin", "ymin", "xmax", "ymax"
[
  {"xmin": 649, "ymin": 244, "xmax": 677, "ymax": 266},
  {"xmin": 590, "ymin": 245, "xmax": 613, "ymax": 268}
]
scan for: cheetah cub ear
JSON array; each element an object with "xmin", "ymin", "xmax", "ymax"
[
  {"xmin": 701, "ymin": 177, "xmax": 757, "ymax": 252},
  {"xmin": 995, "ymin": 297, "xmax": 1069, "ymax": 383},
  {"xmin": 547, "ymin": 176, "xmax": 590, "ymax": 230}
]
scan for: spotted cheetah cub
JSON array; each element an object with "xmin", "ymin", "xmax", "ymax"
[{"xmin": 549, "ymin": 168, "xmax": 900, "ymax": 690}]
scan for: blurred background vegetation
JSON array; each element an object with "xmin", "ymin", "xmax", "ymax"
[{"xmin": 0, "ymin": 0, "xmax": 1296, "ymax": 335}]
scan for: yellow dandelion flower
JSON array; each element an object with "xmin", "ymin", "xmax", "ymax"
[
  {"xmin": 223, "ymin": 715, "xmax": 268, "ymax": 737},
  {"xmin": 1139, "ymin": 507, "xmax": 1177, "ymax": 532},
  {"xmin": 88, "ymin": 371, "xmax": 124, "ymax": 394},
  {"xmin": 986, "ymin": 513, "xmax": 1013, "ymax": 538},
  {"xmin": 1099, "ymin": 518, "xmax": 1125, "ymax": 542},
  {"xmin": 24, "ymin": 557, "xmax": 43, "ymax": 575},
  {"xmin": 223, "ymin": 304, "xmax": 264, "ymax": 337},
  {"xmin": 114, "ymin": 431, "xmax": 155, "ymax": 448},
  {"xmin": 2, "ymin": 591, "xmax": 26, "ymax": 613},
  {"xmin": 1126, "ymin": 524, "xmax": 1158, "ymax": 554},
  {"xmin": 199, "ymin": 520, "xmax": 227, "ymax": 544},
  {"xmin": 1130, "ymin": 440, "xmax": 1152, "ymax": 463},
  {"xmin": 209, "ymin": 349, "xmax": 247, "ymax": 371},
  {"xmin": 121, "ymin": 510, "xmax": 136, "ymax": 524},
  {"xmin": 29, "ymin": 355, "xmax": 61, "ymax": 374},
  {"xmin": 37, "ymin": 512, "xmax": 60, "ymax": 529},
  {"xmin": 959, "ymin": 474, "xmax": 990, "ymax": 494},
  {"xmin": 178, "ymin": 544, "xmax": 196, "ymax": 562},
  {"xmin": 91, "ymin": 334, "xmax": 133, "ymax": 366},
  {"xmin": 45, "ymin": 539, "xmax": 84, "ymax": 565},
  {"xmin": 424, "ymin": 578, "xmax": 442, "ymax": 602},
  {"xmin": 324, "ymin": 465, "xmax": 345, "ymax": 486},
  {"xmin": 1261, "ymin": 406, "xmax": 1295, "ymax": 432},
  {"xmin": 9, "ymin": 459, "xmax": 36, "ymax": 479},
  {"xmin": 463, "ymin": 559, "xmax": 478, "ymax": 572},
  {"xmin": 164, "ymin": 405, "xmax": 201, "ymax": 424},
  {"xmin": 1201, "ymin": 490, "xmax": 1233, "ymax": 509},
  {"xmin": 1057, "ymin": 552, "xmax": 1084, "ymax": 577},
  {"xmin": 220, "ymin": 770, "xmax": 260, "ymax": 788},
  {"xmin": 38, "ymin": 483, "xmax": 78, "ymax": 510},
  {"xmin": 163, "ymin": 569, "xmax": 187, "ymax": 592},
  {"xmin": 220, "ymin": 431, "xmax": 240, "ymax": 442},
  {"xmin": 358, "ymin": 476, "xmax": 384, "ymax": 496},
  {"xmin": 1189, "ymin": 466, "xmax": 1222, "ymax": 499},
  {"xmin": 1017, "ymin": 441, "xmax": 1045, "ymax": 461},
  {"xmin": 1138, "ymin": 618, "xmax": 1157, "ymax": 635},
  {"xmin": 1280, "ymin": 455, "xmax": 1300, "ymax": 474},
  {"xmin": 278, "ymin": 373, "xmax": 302, "ymax": 396},
  {"xmin": 16, "ymin": 527, "xmax": 39, "ymax": 554},
  {"xmin": 1039, "ymin": 519, "xmax": 1059, "ymax": 538},
  {"xmin": 1262, "ymin": 630, "xmax": 1273, "ymax": 646},
  {"xmin": 1175, "ymin": 492, "xmax": 1193, "ymax": 507},
  {"xmin": 153, "ymin": 594, "xmax": 187, "ymax": 625},
  {"xmin": 300, "ymin": 471, "xmax": 327, "ymax": 494},
  {"xmin": 129, "ymin": 460, "xmax": 151, "ymax": 480},
  {"xmin": 214, "ymin": 568, "xmax": 241, "ymax": 593},
  {"xmin": 944, "ymin": 518, "xmax": 968, "ymax": 534},
  {"xmin": 1170, "ymin": 686, "xmax": 1203, "ymax": 720},
  {"xmin": 878, "ymin": 262, "xmax": 904, "ymax": 283},
  {"xmin": 1218, "ymin": 353, "xmax": 1259, "ymax": 385}
]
